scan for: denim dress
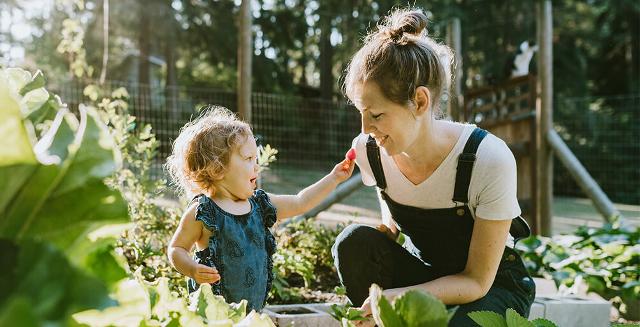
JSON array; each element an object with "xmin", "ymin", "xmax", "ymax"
[{"xmin": 187, "ymin": 189, "xmax": 277, "ymax": 312}]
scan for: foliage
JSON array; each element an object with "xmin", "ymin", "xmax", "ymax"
[
  {"xmin": 0, "ymin": 66, "xmax": 280, "ymax": 326},
  {"xmin": 270, "ymin": 219, "xmax": 344, "ymax": 304},
  {"xmin": 348, "ymin": 283, "xmax": 456, "ymax": 327},
  {"xmin": 0, "ymin": 67, "xmax": 128, "ymax": 250},
  {"xmin": 337, "ymin": 284, "xmax": 559, "ymax": 327},
  {"xmin": 517, "ymin": 217, "xmax": 640, "ymax": 318},
  {"xmin": 84, "ymin": 82, "xmax": 186, "ymax": 294},
  {"xmin": 468, "ymin": 308, "xmax": 557, "ymax": 327},
  {"xmin": 0, "ymin": 66, "xmax": 128, "ymax": 325},
  {"xmin": 10, "ymin": 0, "xmax": 637, "ymax": 98},
  {"xmin": 330, "ymin": 303, "xmax": 367, "ymax": 326},
  {"xmin": 73, "ymin": 279, "xmax": 276, "ymax": 327}
]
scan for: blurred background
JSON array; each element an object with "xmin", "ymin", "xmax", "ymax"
[{"xmin": 1, "ymin": 0, "xmax": 638, "ymax": 231}]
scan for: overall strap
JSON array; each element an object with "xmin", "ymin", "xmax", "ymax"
[
  {"xmin": 366, "ymin": 136, "xmax": 387, "ymax": 189},
  {"xmin": 452, "ymin": 128, "xmax": 488, "ymax": 203}
]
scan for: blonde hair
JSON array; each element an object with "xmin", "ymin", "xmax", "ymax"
[
  {"xmin": 165, "ymin": 106, "xmax": 252, "ymax": 198},
  {"xmin": 343, "ymin": 7, "xmax": 453, "ymax": 114}
]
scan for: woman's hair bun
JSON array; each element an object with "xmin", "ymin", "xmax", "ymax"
[{"xmin": 383, "ymin": 9, "xmax": 428, "ymax": 41}]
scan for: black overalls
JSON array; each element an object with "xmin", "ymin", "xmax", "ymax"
[{"xmin": 332, "ymin": 128, "xmax": 536, "ymax": 326}]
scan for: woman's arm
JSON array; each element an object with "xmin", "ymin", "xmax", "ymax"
[
  {"xmin": 268, "ymin": 158, "xmax": 355, "ymax": 220},
  {"xmin": 383, "ymin": 217, "xmax": 511, "ymax": 304},
  {"xmin": 376, "ymin": 189, "xmax": 399, "ymax": 239}
]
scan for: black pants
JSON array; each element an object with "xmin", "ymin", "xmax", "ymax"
[{"xmin": 332, "ymin": 224, "xmax": 536, "ymax": 326}]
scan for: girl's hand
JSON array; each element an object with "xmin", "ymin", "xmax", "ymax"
[
  {"xmin": 331, "ymin": 149, "xmax": 356, "ymax": 183},
  {"xmin": 192, "ymin": 264, "xmax": 221, "ymax": 284}
]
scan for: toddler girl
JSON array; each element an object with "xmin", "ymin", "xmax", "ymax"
[{"xmin": 166, "ymin": 106, "xmax": 355, "ymax": 312}]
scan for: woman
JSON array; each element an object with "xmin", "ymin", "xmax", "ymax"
[{"xmin": 331, "ymin": 8, "xmax": 536, "ymax": 326}]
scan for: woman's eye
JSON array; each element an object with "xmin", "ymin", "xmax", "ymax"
[{"xmin": 371, "ymin": 112, "xmax": 383, "ymax": 120}]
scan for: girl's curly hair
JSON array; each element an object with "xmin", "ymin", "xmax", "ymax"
[{"xmin": 165, "ymin": 105, "xmax": 252, "ymax": 199}]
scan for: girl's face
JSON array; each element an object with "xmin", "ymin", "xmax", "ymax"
[
  {"xmin": 217, "ymin": 135, "xmax": 259, "ymax": 201},
  {"xmin": 352, "ymin": 81, "xmax": 421, "ymax": 156}
]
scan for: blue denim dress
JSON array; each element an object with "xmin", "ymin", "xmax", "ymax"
[{"xmin": 187, "ymin": 189, "xmax": 277, "ymax": 312}]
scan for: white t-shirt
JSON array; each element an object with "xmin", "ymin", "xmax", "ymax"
[{"xmin": 352, "ymin": 123, "xmax": 521, "ymax": 222}]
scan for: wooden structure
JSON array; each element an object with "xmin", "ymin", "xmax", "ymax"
[{"xmin": 463, "ymin": 75, "xmax": 539, "ymax": 233}]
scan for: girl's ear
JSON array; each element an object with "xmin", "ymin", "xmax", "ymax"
[{"xmin": 414, "ymin": 86, "xmax": 431, "ymax": 116}]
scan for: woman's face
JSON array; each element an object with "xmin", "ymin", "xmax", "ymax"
[{"xmin": 352, "ymin": 81, "xmax": 420, "ymax": 155}]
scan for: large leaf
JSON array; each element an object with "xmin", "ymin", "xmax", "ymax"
[
  {"xmin": 0, "ymin": 69, "xmax": 37, "ymax": 213},
  {"xmin": 505, "ymin": 308, "xmax": 533, "ymax": 327},
  {"xmin": 0, "ymin": 239, "xmax": 114, "ymax": 326},
  {"xmin": 369, "ymin": 284, "xmax": 403, "ymax": 327},
  {"xmin": 468, "ymin": 311, "xmax": 508, "ymax": 327},
  {"xmin": 394, "ymin": 289, "xmax": 451, "ymax": 327},
  {"xmin": 0, "ymin": 103, "xmax": 128, "ymax": 249},
  {"xmin": 72, "ymin": 278, "xmax": 151, "ymax": 327}
]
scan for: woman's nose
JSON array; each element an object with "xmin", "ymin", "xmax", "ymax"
[{"xmin": 361, "ymin": 115, "xmax": 374, "ymax": 134}]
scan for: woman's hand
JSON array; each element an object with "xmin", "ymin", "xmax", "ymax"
[
  {"xmin": 354, "ymin": 297, "xmax": 375, "ymax": 326},
  {"xmin": 191, "ymin": 263, "xmax": 221, "ymax": 284},
  {"xmin": 376, "ymin": 223, "xmax": 398, "ymax": 241}
]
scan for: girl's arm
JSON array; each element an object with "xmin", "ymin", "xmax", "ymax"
[
  {"xmin": 268, "ymin": 157, "xmax": 355, "ymax": 220},
  {"xmin": 167, "ymin": 203, "xmax": 220, "ymax": 284}
]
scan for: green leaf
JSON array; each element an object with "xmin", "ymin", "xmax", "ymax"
[
  {"xmin": 18, "ymin": 70, "xmax": 46, "ymax": 96},
  {"xmin": 0, "ymin": 69, "xmax": 37, "ymax": 213},
  {"xmin": 0, "ymin": 105, "xmax": 128, "ymax": 250},
  {"xmin": 25, "ymin": 94, "xmax": 61, "ymax": 129},
  {"xmin": 394, "ymin": 290, "xmax": 451, "ymax": 327},
  {"xmin": 369, "ymin": 284, "xmax": 403, "ymax": 327},
  {"xmin": 72, "ymin": 279, "xmax": 150, "ymax": 326},
  {"xmin": 505, "ymin": 308, "xmax": 533, "ymax": 327},
  {"xmin": 468, "ymin": 311, "xmax": 508, "ymax": 327},
  {"xmin": 530, "ymin": 318, "xmax": 559, "ymax": 327},
  {"xmin": 0, "ymin": 297, "xmax": 40, "ymax": 327},
  {"xmin": 0, "ymin": 239, "xmax": 114, "ymax": 326}
]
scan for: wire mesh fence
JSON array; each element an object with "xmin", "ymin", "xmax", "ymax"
[
  {"xmin": 51, "ymin": 80, "xmax": 380, "ymax": 215},
  {"xmin": 553, "ymin": 94, "xmax": 640, "ymax": 205},
  {"xmin": 51, "ymin": 81, "xmax": 639, "ymax": 208}
]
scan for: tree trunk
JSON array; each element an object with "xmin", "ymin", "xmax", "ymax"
[
  {"xmin": 319, "ymin": 4, "xmax": 333, "ymax": 100},
  {"xmin": 137, "ymin": 0, "xmax": 151, "ymax": 120},
  {"xmin": 238, "ymin": 0, "xmax": 252, "ymax": 123}
]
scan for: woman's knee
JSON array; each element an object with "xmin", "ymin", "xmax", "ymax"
[{"xmin": 332, "ymin": 224, "xmax": 383, "ymax": 262}]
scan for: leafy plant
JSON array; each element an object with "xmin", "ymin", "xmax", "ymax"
[
  {"xmin": 517, "ymin": 217, "xmax": 639, "ymax": 319},
  {"xmin": 468, "ymin": 308, "xmax": 557, "ymax": 327},
  {"xmin": 330, "ymin": 303, "xmax": 367, "ymax": 326},
  {"xmin": 85, "ymin": 83, "xmax": 186, "ymax": 293},
  {"xmin": 0, "ymin": 67, "xmax": 129, "ymax": 325},
  {"xmin": 73, "ymin": 279, "xmax": 276, "ymax": 327},
  {"xmin": 1, "ymin": 66, "xmax": 287, "ymax": 327},
  {"xmin": 270, "ymin": 219, "xmax": 345, "ymax": 303},
  {"xmin": 364, "ymin": 283, "xmax": 457, "ymax": 327}
]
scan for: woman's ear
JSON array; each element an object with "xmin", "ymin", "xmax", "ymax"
[{"xmin": 414, "ymin": 86, "xmax": 431, "ymax": 116}]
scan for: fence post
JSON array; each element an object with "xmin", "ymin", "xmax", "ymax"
[
  {"xmin": 536, "ymin": 0, "xmax": 553, "ymax": 236},
  {"xmin": 447, "ymin": 17, "xmax": 462, "ymax": 121}
]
